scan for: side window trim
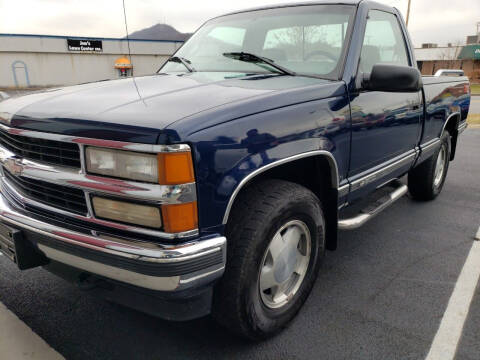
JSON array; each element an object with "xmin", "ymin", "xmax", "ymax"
[{"xmin": 391, "ymin": 11, "xmax": 412, "ymax": 67}]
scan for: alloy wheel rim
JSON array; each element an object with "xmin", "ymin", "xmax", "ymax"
[
  {"xmin": 258, "ymin": 220, "xmax": 312, "ymax": 309},
  {"xmin": 434, "ymin": 145, "xmax": 446, "ymax": 187}
]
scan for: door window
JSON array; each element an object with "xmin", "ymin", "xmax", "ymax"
[{"xmin": 359, "ymin": 10, "xmax": 410, "ymax": 74}]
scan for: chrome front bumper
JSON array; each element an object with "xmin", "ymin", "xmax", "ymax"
[{"xmin": 0, "ymin": 190, "xmax": 226, "ymax": 291}]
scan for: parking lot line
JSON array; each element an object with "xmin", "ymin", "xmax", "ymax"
[
  {"xmin": 425, "ymin": 239, "xmax": 480, "ymax": 360},
  {"xmin": 0, "ymin": 301, "xmax": 64, "ymax": 359}
]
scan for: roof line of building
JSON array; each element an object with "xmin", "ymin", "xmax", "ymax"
[
  {"xmin": 415, "ymin": 45, "xmax": 464, "ymax": 48},
  {"xmin": 0, "ymin": 33, "xmax": 185, "ymax": 43}
]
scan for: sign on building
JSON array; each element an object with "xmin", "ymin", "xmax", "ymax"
[
  {"xmin": 458, "ymin": 45, "xmax": 480, "ymax": 60},
  {"xmin": 67, "ymin": 39, "xmax": 103, "ymax": 52}
]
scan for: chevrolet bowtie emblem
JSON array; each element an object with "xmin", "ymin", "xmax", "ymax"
[{"xmin": 3, "ymin": 158, "xmax": 24, "ymax": 176}]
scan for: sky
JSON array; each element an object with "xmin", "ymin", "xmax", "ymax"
[{"xmin": 0, "ymin": 0, "xmax": 478, "ymax": 48}]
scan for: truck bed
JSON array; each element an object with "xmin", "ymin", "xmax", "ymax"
[{"xmin": 421, "ymin": 75, "xmax": 470, "ymax": 146}]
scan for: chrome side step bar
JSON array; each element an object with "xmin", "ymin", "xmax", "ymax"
[{"xmin": 338, "ymin": 181, "xmax": 408, "ymax": 230}]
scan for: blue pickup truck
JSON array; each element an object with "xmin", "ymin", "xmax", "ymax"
[{"xmin": 0, "ymin": 0, "xmax": 470, "ymax": 339}]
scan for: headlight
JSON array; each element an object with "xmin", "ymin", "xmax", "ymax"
[
  {"xmin": 86, "ymin": 146, "xmax": 195, "ymax": 185},
  {"xmin": 86, "ymin": 147, "xmax": 158, "ymax": 183}
]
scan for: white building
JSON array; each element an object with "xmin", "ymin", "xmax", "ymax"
[
  {"xmin": 0, "ymin": 34, "xmax": 182, "ymax": 88},
  {"xmin": 414, "ymin": 46, "xmax": 463, "ymax": 62}
]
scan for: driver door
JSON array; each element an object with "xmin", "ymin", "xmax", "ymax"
[{"xmin": 348, "ymin": 9, "xmax": 422, "ymax": 199}]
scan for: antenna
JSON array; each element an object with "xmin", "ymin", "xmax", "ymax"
[
  {"xmin": 122, "ymin": 0, "xmax": 133, "ymax": 76},
  {"xmin": 406, "ymin": 0, "xmax": 412, "ymax": 27}
]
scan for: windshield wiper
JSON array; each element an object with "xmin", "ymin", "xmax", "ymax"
[
  {"xmin": 223, "ymin": 52, "xmax": 296, "ymax": 76},
  {"xmin": 166, "ymin": 56, "xmax": 196, "ymax": 73}
]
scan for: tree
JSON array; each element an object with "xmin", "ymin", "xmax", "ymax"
[{"xmin": 439, "ymin": 40, "xmax": 464, "ymax": 69}]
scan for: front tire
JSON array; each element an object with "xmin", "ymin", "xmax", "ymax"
[
  {"xmin": 408, "ymin": 130, "xmax": 451, "ymax": 201},
  {"xmin": 212, "ymin": 179, "xmax": 325, "ymax": 340}
]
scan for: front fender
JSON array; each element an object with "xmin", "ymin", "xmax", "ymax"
[{"xmin": 187, "ymin": 95, "xmax": 351, "ymax": 234}]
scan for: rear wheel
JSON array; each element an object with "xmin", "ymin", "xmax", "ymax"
[
  {"xmin": 212, "ymin": 179, "xmax": 325, "ymax": 340},
  {"xmin": 408, "ymin": 130, "xmax": 451, "ymax": 201}
]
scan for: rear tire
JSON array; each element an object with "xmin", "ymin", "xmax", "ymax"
[
  {"xmin": 408, "ymin": 130, "xmax": 451, "ymax": 201},
  {"xmin": 212, "ymin": 179, "xmax": 325, "ymax": 340}
]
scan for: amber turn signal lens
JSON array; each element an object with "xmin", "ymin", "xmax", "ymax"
[
  {"xmin": 158, "ymin": 152, "xmax": 195, "ymax": 185},
  {"xmin": 161, "ymin": 202, "xmax": 198, "ymax": 233}
]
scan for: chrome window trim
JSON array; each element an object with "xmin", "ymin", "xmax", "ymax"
[
  {"xmin": 222, "ymin": 150, "xmax": 340, "ymax": 225},
  {"xmin": 349, "ymin": 150, "xmax": 416, "ymax": 192},
  {"xmin": 0, "ymin": 123, "xmax": 191, "ymax": 153}
]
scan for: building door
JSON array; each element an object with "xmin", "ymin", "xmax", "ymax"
[{"xmin": 12, "ymin": 61, "xmax": 30, "ymax": 88}]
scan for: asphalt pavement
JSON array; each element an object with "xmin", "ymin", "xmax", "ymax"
[
  {"xmin": 0, "ymin": 129, "xmax": 479, "ymax": 360},
  {"xmin": 469, "ymin": 96, "xmax": 480, "ymax": 114}
]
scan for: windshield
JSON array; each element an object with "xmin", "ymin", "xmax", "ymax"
[{"xmin": 160, "ymin": 5, "xmax": 355, "ymax": 79}]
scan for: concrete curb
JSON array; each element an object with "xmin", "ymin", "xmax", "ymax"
[{"xmin": 0, "ymin": 302, "xmax": 65, "ymax": 359}]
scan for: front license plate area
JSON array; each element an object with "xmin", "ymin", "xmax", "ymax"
[
  {"xmin": 0, "ymin": 222, "xmax": 48, "ymax": 270},
  {"xmin": 0, "ymin": 222, "xmax": 19, "ymax": 263}
]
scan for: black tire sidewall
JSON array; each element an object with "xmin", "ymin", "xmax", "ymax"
[{"xmin": 240, "ymin": 193, "xmax": 325, "ymax": 337}]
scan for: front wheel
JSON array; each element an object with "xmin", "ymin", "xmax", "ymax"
[
  {"xmin": 212, "ymin": 179, "xmax": 325, "ymax": 340},
  {"xmin": 408, "ymin": 130, "xmax": 451, "ymax": 201}
]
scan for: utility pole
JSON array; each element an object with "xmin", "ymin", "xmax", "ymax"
[{"xmin": 406, "ymin": 0, "xmax": 412, "ymax": 27}]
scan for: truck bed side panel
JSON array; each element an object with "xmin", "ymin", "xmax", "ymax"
[{"xmin": 421, "ymin": 77, "xmax": 470, "ymax": 145}]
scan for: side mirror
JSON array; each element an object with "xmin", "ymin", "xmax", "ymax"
[{"xmin": 362, "ymin": 64, "xmax": 422, "ymax": 92}]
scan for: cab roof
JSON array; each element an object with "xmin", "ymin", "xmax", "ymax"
[
  {"xmin": 222, "ymin": 0, "xmax": 363, "ymax": 17},
  {"xmin": 220, "ymin": 0, "xmax": 394, "ymax": 18}
]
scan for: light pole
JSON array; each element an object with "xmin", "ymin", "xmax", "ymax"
[{"xmin": 406, "ymin": 0, "xmax": 412, "ymax": 26}]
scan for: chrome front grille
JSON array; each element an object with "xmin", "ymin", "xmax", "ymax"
[
  {"xmin": 3, "ymin": 168, "xmax": 88, "ymax": 215},
  {"xmin": 0, "ymin": 128, "xmax": 81, "ymax": 168},
  {"xmin": 0, "ymin": 124, "xmax": 199, "ymax": 240}
]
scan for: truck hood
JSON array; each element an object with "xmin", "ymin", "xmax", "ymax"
[{"xmin": 0, "ymin": 73, "xmax": 332, "ymax": 143}]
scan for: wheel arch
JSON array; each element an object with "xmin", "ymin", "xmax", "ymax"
[
  {"xmin": 441, "ymin": 111, "xmax": 461, "ymax": 161},
  {"xmin": 222, "ymin": 151, "xmax": 340, "ymax": 251}
]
